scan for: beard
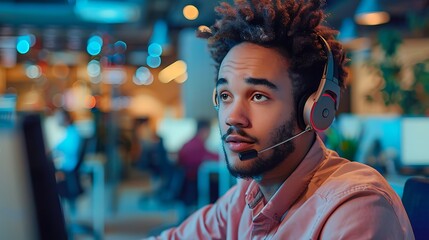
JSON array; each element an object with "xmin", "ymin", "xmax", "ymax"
[{"xmin": 222, "ymin": 119, "xmax": 296, "ymax": 179}]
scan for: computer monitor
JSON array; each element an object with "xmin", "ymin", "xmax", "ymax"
[
  {"xmin": 399, "ymin": 117, "xmax": 429, "ymax": 175},
  {"xmin": 157, "ymin": 118, "xmax": 221, "ymax": 154},
  {"xmin": 0, "ymin": 113, "xmax": 67, "ymax": 240},
  {"xmin": 157, "ymin": 118, "xmax": 197, "ymax": 153},
  {"xmin": 401, "ymin": 117, "xmax": 429, "ymax": 166}
]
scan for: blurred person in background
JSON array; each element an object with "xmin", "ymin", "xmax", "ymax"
[
  {"xmin": 52, "ymin": 108, "xmax": 84, "ymax": 213},
  {"xmin": 52, "ymin": 108, "xmax": 82, "ymax": 173},
  {"xmin": 146, "ymin": 0, "xmax": 414, "ymax": 239},
  {"xmin": 132, "ymin": 117, "xmax": 171, "ymax": 178},
  {"xmin": 131, "ymin": 117, "xmax": 177, "ymax": 201},
  {"xmin": 177, "ymin": 119, "xmax": 219, "ymax": 206}
]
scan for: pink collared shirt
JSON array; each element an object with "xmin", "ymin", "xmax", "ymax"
[{"xmin": 147, "ymin": 136, "xmax": 414, "ymax": 239}]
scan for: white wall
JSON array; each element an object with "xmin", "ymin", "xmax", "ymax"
[{"xmin": 178, "ymin": 28, "xmax": 218, "ymax": 120}]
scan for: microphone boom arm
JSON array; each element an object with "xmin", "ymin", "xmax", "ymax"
[{"xmin": 258, "ymin": 125, "xmax": 312, "ymax": 154}]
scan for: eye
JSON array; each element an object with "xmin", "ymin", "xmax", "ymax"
[
  {"xmin": 220, "ymin": 92, "xmax": 232, "ymax": 103},
  {"xmin": 252, "ymin": 93, "xmax": 269, "ymax": 102}
]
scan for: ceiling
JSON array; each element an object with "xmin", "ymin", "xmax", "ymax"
[{"xmin": 0, "ymin": 0, "xmax": 428, "ymax": 55}]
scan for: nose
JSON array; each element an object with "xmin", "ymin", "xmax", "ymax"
[{"xmin": 224, "ymin": 101, "xmax": 250, "ymax": 128}]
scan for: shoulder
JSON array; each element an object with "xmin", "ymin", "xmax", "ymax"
[
  {"xmin": 311, "ymin": 159, "xmax": 413, "ymax": 239},
  {"xmin": 313, "ymin": 153, "xmax": 394, "ymax": 200},
  {"xmin": 310, "ymin": 154, "xmax": 406, "ymax": 216}
]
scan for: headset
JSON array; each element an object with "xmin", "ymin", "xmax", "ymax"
[
  {"xmin": 299, "ymin": 35, "xmax": 340, "ymax": 131},
  {"xmin": 213, "ymin": 35, "xmax": 340, "ymax": 132}
]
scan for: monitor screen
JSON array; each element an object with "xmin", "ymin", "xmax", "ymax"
[
  {"xmin": 401, "ymin": 117, "xmax": 429, "ymax": 167},
  {"xmin": 0, "ymin": 125, "xmax": 38, "ymax": 239},
  {"xmin": 0, "ymin": 93, "xmax": 16, "ymax": 127},
  {"xmin": 157, "ymin": 118, "xmax": 221, "ymax": 154},
  {"xmin": 157, "ymin": 118, "xmax": 197, "ymax": 153},
  {"xmin": 0, "ymin": 113, "xmax": 67, "ymax": 240}
]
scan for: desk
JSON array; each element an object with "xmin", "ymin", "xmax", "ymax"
[{"xmin": 80, "ymin": 155, "xmax": 105, "ymax": 239}]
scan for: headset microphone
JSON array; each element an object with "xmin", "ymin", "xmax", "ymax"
[{"xmin": 238, "ymin": 125, "xmax": 312, "ymax": 161}]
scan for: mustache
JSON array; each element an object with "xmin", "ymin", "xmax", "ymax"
[{"xmin": 221, "ymin": 126, "xmax": 258, "ymax": 143}]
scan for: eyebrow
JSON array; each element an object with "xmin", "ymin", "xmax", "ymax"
[
  {"xmin": 216, "ymin": 78, "xmax": 227, "ymax": 88},
  {"xmin": 245, "ymin": 77, "xmax": 278, "ymax": 90},
  {"xmin": 216, "ymin": 77, "xmax": 278, "ymax": 90}
]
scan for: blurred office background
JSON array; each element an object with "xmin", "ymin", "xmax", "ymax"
[{"xmin": 0, "ymin": 0, "xmax": 429, "ymax": 239}]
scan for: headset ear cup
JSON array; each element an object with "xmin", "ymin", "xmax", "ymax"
[
  {"xmin": 298, "ymin": 93, "xmax": 313, "ymax": 130},
  {"xmin": 303, "ymin": 92, "xmax": 337, "ymax": 131}
]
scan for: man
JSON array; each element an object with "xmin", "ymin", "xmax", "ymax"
[
  {"xmin": 147, "ymin": 0, "xmax": 414, "ymax": 239},
  {"xmin": 178, "ymin": 119, "xmax": 219, "ymax": 205}
]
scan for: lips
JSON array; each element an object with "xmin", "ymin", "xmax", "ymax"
[{"xmin": 225, "ymin": 135, "xmax": 255, "ymax": 152}]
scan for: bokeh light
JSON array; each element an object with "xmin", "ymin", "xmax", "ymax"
[
  {"xmin": 16, "ymin": 37, "xmax": 30, "ymax": 54},
  {"xmin": 25, "ymin": 64, "xmax": 42, "ymax": 79},
  {"xmin": 146, "ymin": 55, "xmax": 161, "ymax": 68},
  {"xmin": 87, "ymin": 60, "xmax": 101, "ymax": 77},
  {"xmin": 133, "ymin": 66, "xmax": 154, "ymax": 85},
  {"xmin": 148, "ymin": 43, "xmax": 162, "ymax": 57},
  {"xmin": 114, "ymin": 40, "xmax": 127, "ymax": 53},
  {"xmin": 183, "ymin": 5, "xmax": 199, "ymax": 20},
  {"xmin": 87, "ymin": 35, "xmax": 103, "ymax": 56}
]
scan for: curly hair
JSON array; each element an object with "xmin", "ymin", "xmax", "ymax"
[{"xmin": 197, "ymin": 0, "xmax": 348, "ymax": 115}]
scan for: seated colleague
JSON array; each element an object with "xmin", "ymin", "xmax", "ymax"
[
  {"xmin": 147, "ymin": 0, "xmax": 414, "ymax": 239},
  {"xmin": 52, "ymin": 108, "xmax": 82, "ymax": 172},
  {"xmin": 132, "ymin": 117, "xmax": 171, "ymax": 177},
  {"xmin": 177, "ymin": 119, "xmax": 219, "ymax": 205},
  {"xmin": 52, "ymin": 108, "xmax": 84, "ymax": 202},
  {"xmin": 132, "ymin": 117, "xmax": 177, "ymax": 201}
]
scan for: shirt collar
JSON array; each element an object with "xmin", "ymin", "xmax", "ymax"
[{"xmin": 245, "ymin": 135, "xmax": 327, "ymax": 222}]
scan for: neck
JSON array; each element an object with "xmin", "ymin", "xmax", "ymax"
[{"xmin": 256, "ymin": 132, "xmax": 316, "ymax": 201}]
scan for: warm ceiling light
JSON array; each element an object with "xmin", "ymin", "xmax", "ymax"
[
  {"xmin": 355, "ymin": 0, "xmax": 390, "ymax": 25},
  {"xmin": 174, "ymin": 72, "xmax": 188, "ymax": 84},
  {"xmin": 183, "ymin": 5, "xmax": 199, "ymax": 20},
  {"xmin": 355, "ymin": 12, "xmax": 390, "ymax": 25},
  {"xmin": 158, "ymin": 60, "xmax": 187, "ymax": 83}
]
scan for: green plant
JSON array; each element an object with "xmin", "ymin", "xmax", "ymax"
[
  {"xmin": 325, "ymin": 127, "xmax": 361, "ymax": 161},
  {"xmin": 366, "ymin": 29, "xmax": 429, "ymax": 115}
]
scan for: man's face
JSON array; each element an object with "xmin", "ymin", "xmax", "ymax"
[{"xmin": 216, "ymin": 42, "xmax": 298, "ymax": 179}]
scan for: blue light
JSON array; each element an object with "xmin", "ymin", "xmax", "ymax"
[
  {"xmin": 74, "ymin": 2, "xmax": 140, "ymax": 24},
  {"xmin": 136, "ymin": 66, "xmax": 151, "ymax": 79},
  {"xmin": 87, "ymin": 42, "xmax": 102, "ymax": 56},
  {"xmin": 148, "ymin": 43, "xmax": 162, "ymax": 57},
  {"xmin": 89, "ymin": 35, "xmax": 103, "ymax": 45},
  {"xmin": 16, "ymin": 36, "xmax": 32, "ymax": 54},
  {"xmin": 147, "ymin": 55, "xmax": 161, "ymax": 68},
  {"xmin": 17, "ymin": 40, "xmax": 30, "ymax": 54},
  {"xmin": 114, "ymin": 41, "xmax": 127, "ymax": 53},
  {"xmin": 134, "ymin": 66, "xmax": 153, "ymax": 85},
  {"xmin": 87, "ymin": 35, "xmax": 103, "ymax": 56}
]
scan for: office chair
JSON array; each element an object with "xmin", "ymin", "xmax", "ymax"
[{"xmin": 401, "ymin": 177, "xmax": 429, "ymax": 240}]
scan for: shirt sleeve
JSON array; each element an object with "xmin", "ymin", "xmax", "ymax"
[
  {"xmin": 319, "ymin": 189, "xmax": 414, "ymax": 240},
  {"xmin": 145, "ymin": 185, "xmax": 238, "ymax": 240}
]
